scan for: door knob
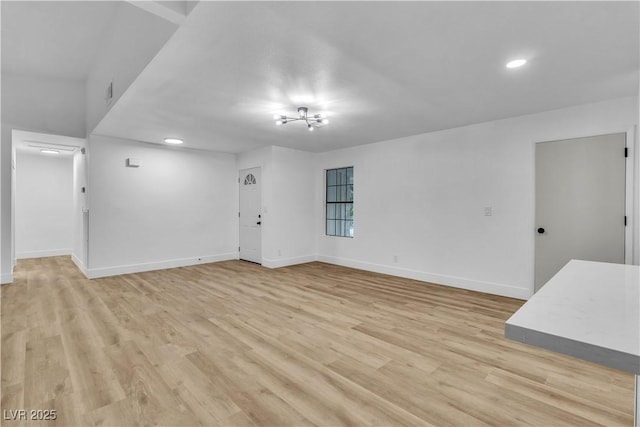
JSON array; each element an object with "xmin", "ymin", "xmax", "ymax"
[
  {"xmin": 537, "ymin": 227, "xmax": 545, "ymax": 234},
  {"xmin": 257, "ymin": 221, "xmax": 261, "ymax": 225}
]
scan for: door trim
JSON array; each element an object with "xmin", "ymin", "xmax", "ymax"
[{"xmin": 623, "ymin": 126, "xmax": 637, "ymax": 266}]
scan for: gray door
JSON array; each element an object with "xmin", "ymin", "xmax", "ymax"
[{"xmin": 535, "ymin": 133, "xmax": 626, "ymax": 292}]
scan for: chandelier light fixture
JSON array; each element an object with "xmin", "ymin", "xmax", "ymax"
[{"xmin": 274, "ymin": 107, "xmax": 329, "ymax": 132}]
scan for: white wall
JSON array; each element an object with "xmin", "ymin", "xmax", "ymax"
[
  {"xmin": 1, "ymin": 73, "xmax": 86, "ymax": 283},
  {"xmin": 15, "ymin": 151, "xmax": 73, "ymax": 258},
  {"xmin": 265, "ymin": 146, "xmax": 316, "ymax": 267},
  {"xmin": 238, "ymin": 145, "xmax": 316, "ymax": 268},
  {"xmin": 85, "ymin": 3, "xmax": 178, "ymax": 134},
  {"xmin": 86, "ymin": 135, "xmax": 238, "ymax": 277},
  {"xmin": 315, "ymin": 97, "xmax": 638, "ymax": 299}
]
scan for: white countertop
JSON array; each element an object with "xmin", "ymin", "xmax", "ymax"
[{"xmin": 505, "ymin": 260, "xmax": 640, "ymax": 375}]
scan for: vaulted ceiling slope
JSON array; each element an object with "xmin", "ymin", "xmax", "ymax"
[
  {"xmin": 1, "ymin": 1, "xmax": 120, "ymax": 80},
  {"xmin": 2, "ymin": 1, "xmax": 187, "ymax": 137},
  {"xmin": 4, "ymin": 2, "xmax": 639, "ymax": 154}
]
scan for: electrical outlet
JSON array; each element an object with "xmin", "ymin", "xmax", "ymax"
[{"xmin": 484, "ymin": 207, "xmax": 493, "ymax": 216}]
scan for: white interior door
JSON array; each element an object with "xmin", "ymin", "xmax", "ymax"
[
  {"xmin": 535, "ymin": 133, "xmax": 626, "ymax": 292},
  {"xmin": 239, "ymin": 167, "xmax": 262, "ymax": 264}
]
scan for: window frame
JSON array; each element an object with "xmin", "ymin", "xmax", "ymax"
[{"xmin": 325, "ymin": 166, "xmax": 354, "ymax": 238}]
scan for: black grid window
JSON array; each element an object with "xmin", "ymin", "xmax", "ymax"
[{"xmin": 326, "ymin": 167, "xmax": 353, "ymax": 237}]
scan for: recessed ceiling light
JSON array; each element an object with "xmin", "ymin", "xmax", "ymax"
[
  {"xmin": 164, "ymin": 138, "xmax": 183, "ymax": 145},
  {"xmin": 40, "ymin": 149, "xmax": 60, "ymax": 154},
  {"xmin": 506, "ymin": 59, "xmax": 527, "ymax": 69}
]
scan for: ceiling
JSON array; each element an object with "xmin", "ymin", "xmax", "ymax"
[
  {"xmin": 3, "ymin": 2, "xmax": 639, "ymax": 154},
  {"xmin": 1, "ymin": 1, "xmax": 120, "ymax": 80},
  {"xmin": 94, "ymin": 1, "xmax": 639, "ymax": 153}
]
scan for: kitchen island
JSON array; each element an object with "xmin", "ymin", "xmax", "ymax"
[{"xmin": 505, "ymin": 260, "xmax": 639, "ymax": 426}]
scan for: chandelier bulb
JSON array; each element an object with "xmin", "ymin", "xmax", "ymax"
[{"xmin": 308, "ymin": 124, "xmax": 314, "ymax": 131}]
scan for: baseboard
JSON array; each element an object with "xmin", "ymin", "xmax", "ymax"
[
  {"xmin": 17, "ymin": 248, "xmax": 72, "ymax": 259},
  {"xmin": 86, "ymin": 252, "xmax": 238, "ymax": 279},
  {"xmin": 1, "ymin": 273, "xmax": 13, "ymax": 284},
  {"xmin": 317, "ymin": 255, "xmax": 530, "ymax": 300},
  {"xmin": 262, "ymin": 254, "xmax": 317, "ymax": 269},
  {"xmin": 71, "ymin": 254, "xmax": 89, "ymax": 278}
]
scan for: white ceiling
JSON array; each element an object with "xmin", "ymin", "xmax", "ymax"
[
  {"xmin": 3, "ymin": 2, "xmax": 638, "ymax": 154},
  {"xmin": 94, "ymin": 1, "xmax": 639, "ymax": 153},
  {"xmin": 1, "ymin": 1, "xmax": 120, "ymax": 80}
]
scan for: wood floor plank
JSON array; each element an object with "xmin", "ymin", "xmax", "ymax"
[
  {"xmin": 187, "ymin": 350, "xmax": 315, "ymax": 427},
  {"xmin": 101, "ymin": 340, "xmax": 200, "ymax": 426},
  {"xmin": 157, "ymin": 356, "xmax": 242, "ymax": 424},
  {"xmin": 485, "ymin": 367, "xmax": 632, "ymax": 425},
  {"xmin": 1, "ymin": 256, "xmax": 634, "ymax": 426},
  {"xmin": 1, "ymin": 330, "xmax": 27, "ymax": 391},
  {"xmin": 23, "ymin": 335, "xmax": 72, "ymax": 408},
  {"xmin": 215, "ymin": 315, "xmax": 427, "ymax": 426},
  {"xmin": 328, "ymin": 354, "xmax": 486, "ymax": 426}
]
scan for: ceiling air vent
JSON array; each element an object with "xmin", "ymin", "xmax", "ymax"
[{"xmin": 105, "ymin": 81, "xmax": 113, "ymax": 105}]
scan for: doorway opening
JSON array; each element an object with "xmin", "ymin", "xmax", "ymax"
[{"xmin": 11, "ymin": 130, "xmax": 87, "ymax": 276}]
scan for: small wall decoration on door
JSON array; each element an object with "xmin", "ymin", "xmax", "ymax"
[{"xmin": 244, "ymin": 173, "xmax": 256, "ymax": 185}]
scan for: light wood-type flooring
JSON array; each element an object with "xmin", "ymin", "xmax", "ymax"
[{"xmin": 1, "ymin": 256, "xmax": 634, "ymax": 426}]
